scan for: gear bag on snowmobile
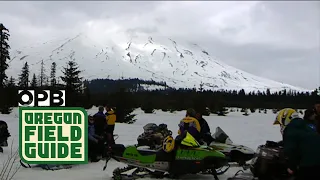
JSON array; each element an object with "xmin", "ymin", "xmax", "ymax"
[
  {"xmin": 137, "ymin": 123, "xmax": 172, "ymax": 149},
  {"xmin": 250, "ymin": 140, "xmax": 288, "ymax": 179}
]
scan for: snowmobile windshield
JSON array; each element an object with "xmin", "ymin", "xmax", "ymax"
[
  {"xmin": 213, "ymin": 127, "xmax": 233, "ymax": 144},
  {"xmin": 181, "ymin": 132, "xmax": 200, "ymax": 147}
]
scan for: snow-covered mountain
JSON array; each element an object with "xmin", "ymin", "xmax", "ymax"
[{"xmin": 7, "ymin": 33, "xmax": 308, "ymax": 92}]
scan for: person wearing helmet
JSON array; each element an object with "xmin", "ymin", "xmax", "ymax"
[
  {"xmin": 274, "ymin": 108, "xmax": 320, "ymax": 180},
  {"xmin": 177, "ymin": 108, "xmax": 201, "ymax": 142}
]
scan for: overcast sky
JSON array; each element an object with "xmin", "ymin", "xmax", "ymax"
[{"xmin": 0, "ymin": 1, "xmax": 319, "ymax": 89}]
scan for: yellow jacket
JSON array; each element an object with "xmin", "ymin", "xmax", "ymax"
[
  {"xmin": 178, "ymin": 116, "xmax": 201, "ymax": 135},
  {"xmin": 106, "ymin": 109, "xmax": 116, "ymax": 125}
]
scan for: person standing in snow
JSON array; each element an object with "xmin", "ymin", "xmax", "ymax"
[
  {"xmin": 105, "ymin": 105, "xmax": 117, "ymax": 146},
  {"xmin": 88, "ymin": 116, "xmax": 104, "ymax": 162},
  {"xmin": 92, "ymin": 106, "xmax": 106, "ymax": 157},
  {"xmin": 93, "ymin": 106, "xmax": 106, "ymax": 136},
  {"xmin": 273, "ymin": 108, "xmax": 320, "ymax": 180}
]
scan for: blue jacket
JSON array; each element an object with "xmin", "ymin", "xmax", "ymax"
[
  {"xmin": 93, "ymin": 111, "xmax": 107, "ymax": 133},
  {"xmin": 94, "ymin": 111, "xmax": 106, "ymax": 118},
  {"xmin": 88, "ymin": 124, "xmax": 99, "ymax": 142}
]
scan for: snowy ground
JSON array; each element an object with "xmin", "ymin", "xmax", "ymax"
[{"xmin": 0, "ymin": 107, "xmax": 284, "ymax": 180}]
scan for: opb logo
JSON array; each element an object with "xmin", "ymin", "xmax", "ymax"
[{"xmin": 18, "ymin": 90, "xmax": 65, "ymax": 107}]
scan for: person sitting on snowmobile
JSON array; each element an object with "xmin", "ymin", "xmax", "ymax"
[
  {"xmin": 105, "ymin": 105, "xmax": 117, "ymax": 146},
  {"xmin": 273, "ymin": 108, "xmax": 320, "ymax": 180},
  {"xmin": 177, "ymin": 108, "xmax": 201, "ymax": 143},
  {"xmin": 195, "ymin": 112, "xmax": 215, "ymax": 145},
  {"xmin": 88, "ymin": 116, "xmax": 104, "ymax": 162}
]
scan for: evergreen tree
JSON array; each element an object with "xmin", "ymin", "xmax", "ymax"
[
  {"xmin": 5, "ymin": 76, "xmax": 16, "ymax": 108},
  {"xmin": 50, "ymin": 62, "xmax": 57, "ymax": 87},
  {"xmin": 60, "ymin": 60, "xmax": 83, "ymax": 106},
  {"xmin": 0, "ymin": 23, "xmax": 10, "ymax": 89},
  {"xmin": 39, "ymin": 60, "xmax": 46, "ymax": 87},
  {"xmin": 18, "ymin": 62, "xmax": 29, "ymax": 88},
  {"xmin": 6, "ymin": 76, "xmax": 15, "ymax": 88},
  {"xmin": 0, "ymin": 24, "xmax": 11, "ymax": 114},
  {"xmin": 31, "ymin": 73, "xmax": 37, "ymax": 88},
  {"xmin": 81, "ymin": 80, "xmax": 93, "ymax": 109},
  {"xmin": 111, "ymin": 87, "xmax": 136, "ymax": 124}
]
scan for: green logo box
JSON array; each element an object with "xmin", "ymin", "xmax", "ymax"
[{"xmin": 19, "ymin": 107, "xmax": 88, "ymax": 164}]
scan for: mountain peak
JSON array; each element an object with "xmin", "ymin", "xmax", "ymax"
[{"xmin": 7, "ymin": 33, "xmax": 309, "ymax": 92}]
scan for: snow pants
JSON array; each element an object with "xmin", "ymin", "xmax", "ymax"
[
  {"xmin": 296, "ymin": 166, "xmax": 320, "ymax": 180},
  {"xmin": 106, "ymin": 125, "xmax": 115, "ymax": 146}
]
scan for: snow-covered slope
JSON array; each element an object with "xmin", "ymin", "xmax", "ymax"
[{"xmin": 7, "ymin": 33, "xmax": 308, "ymax": 92}]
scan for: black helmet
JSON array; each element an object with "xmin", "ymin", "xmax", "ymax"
[{"xmin": 186, "ymin": 108, "xmax": 196, "ymax": 117}]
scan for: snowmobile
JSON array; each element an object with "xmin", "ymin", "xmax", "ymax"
[
  {"xmin": 103, "ymin": 132, "xmax": 230, "ymax": 180},
  {"xmin": 209, "ymin": 127, "xmax": 255, "ymax": 166},
  {"xmin": 228, "ymin": 140, "xmax": 291, "ymax": 180},
  {"xmin": 137, "ymin": 124, "xmax": 255, "ymax": 167},
  {"xmin": 0, "ymin": 120, "xmax": 10, "ymax": 153}
]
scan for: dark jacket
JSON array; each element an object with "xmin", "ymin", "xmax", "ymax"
[
  {"xmin": 283, "ymin": 118, "xmax": 320, "ymax": 170},
  {"xmin": 197, "ymin": 117, "xmax": 214, "ymax": 144},
  {"xmin": 88, "ymin": 123, "xmax": 100, "ymax": 143},
  {"xmin": 198, "ymin": 117, "xmax": 210, "ymax": 135},
  {"xmin": 315, "ymin": 112, "xmax": 320, "ymax": 134},
  {"xmin": 93, "ymin": 111, "xmax": 106, "ymax": 135}
]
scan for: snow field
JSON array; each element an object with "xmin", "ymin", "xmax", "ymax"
[{"xmin": 0, "ymin": 107, "xmax": 283, "ymax": 180}]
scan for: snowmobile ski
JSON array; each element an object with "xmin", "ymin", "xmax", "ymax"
[
  {"xmin": 20, "ymin": 160, "xmax": 73, "ymax": 171},
  {"xmin": 227, "ymin": 170, "xmax": 256, "ymax": 180}
]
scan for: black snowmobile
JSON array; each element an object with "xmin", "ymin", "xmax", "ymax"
[
  {"xmin": 0, "ymin": 120, "xmax": 10, "ymax": 153},
  {"xmin": 103, "ymin": 132, "xmax": 230, "ymax": 180},
  {"xmin": 209, "ymin": 127, "xmax": 255, "ymax": 166},
  {"xmin": 228, "ymin": 140, "xmax": 293, "ymax": 180}
]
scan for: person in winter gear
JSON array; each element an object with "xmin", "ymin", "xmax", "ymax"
[
  {"xmin": 0, "ymin": 120, "xmax": 10, "ymax": 153},
  {"xmin": 93, "ymin": 106, "xmax": 106, "ymax": 136},
  {"xmin": 177, "ymin": 108, "xmax": 201, "ymax": 142},
  {"xmin": 195, "ymin": 112, "xmax": 215, "ymax": 145},
  {"xmin": 314, "ymin": 100, "xmax": 320, "ymax": 133},
  {"xmin": 88, "ymin": 116, "xmax": 104, "ymax": 162},
  {"xmin": 303, "ymin": 108, "xmax": 317, "ymax": 124},
  {"xmin": 105, "ymin": 105, "xmax": 117, "ymax": 145},
  {"xmin": 273, "ymin": 108, "xmax": 320, "ymax": 180}
]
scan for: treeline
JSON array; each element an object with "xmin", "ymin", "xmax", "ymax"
[{"xmin": 1, "ymin": 23, "xmax": 320, "ymax": 124}]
